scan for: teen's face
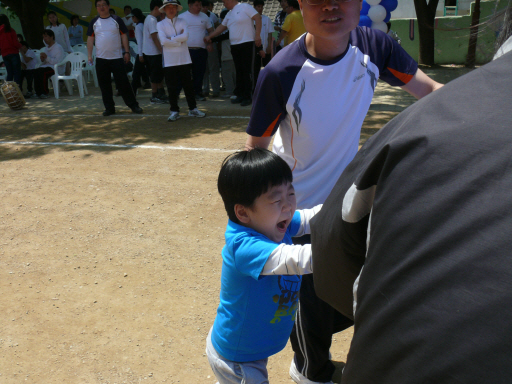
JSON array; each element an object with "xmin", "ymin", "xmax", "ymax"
[
  {"xmin": 244, "ymin": 182, "xmax": 296, "ymax": 243},
  {"xmin": 189, "ymin": 1, "xmax": 202, "ymax": 14},
  {"xmin": 164, "ymin": 4, "xmax": 178, "ymax": 18},
  {"xmin": 132, "ymin": 15, "xmax": 139, "ymax": 23},
  {"xmin": 280, "ymin": 0, "xmax": 288, "ymax": 10},
  {"xmin": 298, "ymin": 0, "xmax": 362, "ymax": 43},
  {"xmin": 255, "ymin": 4, "xmax": 264, "ymax": 14},
  {"xmin": 72, "ymin": 18, "xmax": 79, "ymax": 26},
  {"xmin": 42, "ymin": 34, "xmax": 54, "ymax": 45},
  {"xmin": 124, "ymin": 7, "xmax": 131, "ymax": 16},
  {"xmin": 48, "ymin": 13, "xmax": 58, "ymax": 25},
  {"xmin": 20, "ymin": 45, "xmax": 28, "ymax": 54}
]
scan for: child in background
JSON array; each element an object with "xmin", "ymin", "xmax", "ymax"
[
  {"xmin": 20, "ymin": 41, "xmax": 37, "ymax": 98},
  {"xmin": 68, "ymin": 15, "xmax": 84, "ymax": 46},
  {"xmin": 207, "ymin": 148, "xmax": 321, "ymax": 383},
  {"xmin": 46, "ymin": 11, "xmax": 73, "ymax": 53}
]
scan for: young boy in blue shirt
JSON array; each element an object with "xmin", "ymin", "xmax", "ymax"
[{"xmin": 206, "ymin": 148, "xmax": 321, "ymax": 383}]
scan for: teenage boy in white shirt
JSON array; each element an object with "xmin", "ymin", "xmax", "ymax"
[
  {"xmin": 157, "ymin": 0, "xmax": 206, "ymax": 121},
  {"xmin": 201, "ymin": 0, "xmax": 221, "ymax": 98},
  {"xmin": 205, "ymin": 0, "xmax": 262, "ymax": 107},
  {"xmin": 179, "ymin": 0, "xmax": 214, "ymax": 100},
  {"xmin": 253, "ymin": 0, "xmax": 273, "ymax": 87},
  {"xmin": 87, "ymin": 0, "xmax": 143, "ymax": 116},
  {"xmin": 143, "ymin": 0, "xmax": 168, "ymax": 104}
]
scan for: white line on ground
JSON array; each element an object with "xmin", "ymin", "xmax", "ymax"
[
  {"xmin": 0, "ymin": 141, "xmax": 237, "ymax": 152},
  {"xmin": 0, "ymin": 114, "xmax": 250, "ymax": 119}
]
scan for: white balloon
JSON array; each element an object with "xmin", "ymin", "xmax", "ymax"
[
  {"xmin": 372, "ymin": 21, "xmax": 388, "ymax": 32},
  {"xmin": 368, "ymin": 4, "xmax": 386, "ymax": 22},
  {"xmin": 366, "ymin": 0, "xmax": 381, "ymax": 5}
]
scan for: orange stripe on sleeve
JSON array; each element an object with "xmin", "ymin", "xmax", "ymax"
[
  {"xmin": 262, "ymin": 113, "xmax": 282, "ymax": 137},
  {"xmin": 388, "ymin": 67, "xmax": 414, "ymax": 84}
]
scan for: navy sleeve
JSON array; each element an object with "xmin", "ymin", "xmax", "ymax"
[
  {"xmin": 353, "ymin": 26, "xmax": 418, "ymax": 87},
  {"xmin": 87, "ymin": 16, "xmax": 98, "ymax": 36},
  {"xmin": 246, "ymin": 43, "xmax": 305, "ymax": 137},
  {"xmin": 114, "ymin": 15, "xmax": 129, "ymax": 34}
]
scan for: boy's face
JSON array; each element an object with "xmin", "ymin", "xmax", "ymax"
[
  {"xmin": 241, "ymin": 182, "xmax": 297, "ymax": 243},
  {"xmin": 189, "ymin": 1, "xmax": 202, "ymax": 14},
  {"xmin": 20, "ymin": 45, "xmax": 28, "ymax": 54},
  {"xmin": 255, "ymin": 4, "xmax": 264, "ymax": 14}
]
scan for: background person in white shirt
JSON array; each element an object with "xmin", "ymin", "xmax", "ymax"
[
  {"xmin": 19, "ymin": 41, "xmax": 37, "ymax": 98},
  {"xmin": 201, "ymin": 0, "xmax": 221, "ymax": 98},
  {"xmin": 130, "ymin": 8, "xmax": 151, "ymax": 93},
  {"xmin": 157, "ymin": 0, "xmax": 206, "ymax": 121},
  {"xmin": 205, "ymin": 0, "xmax": 262, "ymax": 107},
  {"xmin": 34, "ymin": 30, "xmax": 66, "ymax": 99},
  {"xmin": 253, "ymin": 0, "xmax": 273, "ymax": 88},
  {"xmin": 46, "ymin": 11, "xmax": 73, "ymax": 54},
  {"xmin": 179, "ymin": 0, "xmax": 214, "ymax": 101},
  {"xmin": 87, "ymin": 0, "xmax": 143, "ymax": 116},
  {"xmin": 143, "ymin": 0, "xmax": 168, "ymax": 104},
  {"xmin": 121, "ymin": 5, "xmax": 136, "ymax": 40}
]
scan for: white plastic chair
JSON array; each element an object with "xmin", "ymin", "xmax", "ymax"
[
  {"xmin": 72, "ymin": 44, "xmax": 98, "ymax": 87},
  {"xmin": 51, "ymin": 52, "xmax": 88, "ymax": 99},
  {"xmin": 0, "ymin": 56, "xmax": 5, "ymax": 81}
]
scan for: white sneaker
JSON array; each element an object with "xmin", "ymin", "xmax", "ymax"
[
  {"xmin": 188, "ymin": 108, "xmax": 205, "ymax": 118},
  {"xmin": 168, "ymin": 111, "xmax": 180, "ymax": 121},
  {"xmin": 289, "ymin": 359, "xmax": 334, "ymax": 384}
]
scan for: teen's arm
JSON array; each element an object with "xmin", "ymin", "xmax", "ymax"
[
  {"xmin": 150, "ymin": 32, "xmax": 163, "ymax": 54},
  {"xmin": 205, "ymin": 24, "xmax": 227, "ymax": 43},
  {"xmin": 245, "ymin": 135, "xmax": 272, "ymax": 150},
  {"xmin": 261, "ymin": 243, "xmax": 313, "ymax": 275},
  {"xmin": 401, "ymin": 68, "xmax": 443, "ymax": 99}
]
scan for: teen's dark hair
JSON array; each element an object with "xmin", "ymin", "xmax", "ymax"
[
  {"xmin": 20, "ymin": 40, "xmax": 29, "ymax": 48},
  {"xmin": 95, "ymin": 0, "xmax": 110, "ymax": 6},
  {"xmin": 150, "ymin": 0, "xmax": 164, "ymax": 11},
  {"xmin": 131, "ymin": 8, "xmax": 145, "ymax": 23},
  {"xmin": 124, "ymin": 5, "xmax": 132, "ymax": 11},
  {"xmin": 70, "ymin": 14, "xmax": 80, "ymax": 24},
  {"xmin": 253, "ymin": 0, "xmax": 265, "ymax": 7},
  {"xmin": 42, "ymin": 29, "xmax": 55, "ymax": 39},
  {"xmin": 287, "ymin": 0, "xmax": 299, "ymax": 9},
  {"xmin": 218, "ymin": 149, "xmax": 293, "ymax": 224},
  {"xmin": 17, "ymin": 33, "xmax": 23, "ymax": 40},
  {"xmin": 0, "ymin": 14, "xmax": 11, "ymax": 32},
  {"xmin": 47, "ymin": 11, "xmax": 61, "ymax": 26}
]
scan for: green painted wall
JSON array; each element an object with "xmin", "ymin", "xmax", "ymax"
[{"xmin": 391, "ymin": 0, "xmax": 509, "ymax": 65}]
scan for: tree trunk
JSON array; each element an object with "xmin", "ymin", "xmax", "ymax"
[
  {"xmin": 466, "ymin": 0, "xmax": 481, "ymax": 67},
  {"xmin": 1, "ymin": 0, "xmax": 50, "ymax": 49},
  {"xmin": 414, "ymin": 0, "xmax": 440, "ymax": 66}
]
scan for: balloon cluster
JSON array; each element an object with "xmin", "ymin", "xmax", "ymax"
[{"xmin": 359, "ymin": 0, "xmax": 398, "ymax": 33}]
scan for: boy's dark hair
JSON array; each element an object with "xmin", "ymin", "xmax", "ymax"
[
  {"xmin": 70, "ymin": 14, "xmax": 80, "ymax": 23},
  {"xmin": 42, "ymin": 29, "xmax": 55, "ymax": 39},
  {"xmin": 200, "ymin": 0, "xmax": 210, "ymax": 7},
  {"xmin": 0, "ymin": 14, "xmax": 11, "ymax": 32},
  {"xmin": 218, "ymin": 149, "xmax": 293, "ymax": 224},
  {"xmin": 20, "ymin": 40, "xmax": 29, "ymax": 48},
  {"xmin": 287, "ymin": 0, "xmax": 299, "ymax": 9},
  {"xmin": 95, "ymin": 0, "xmax": 110, "ymax": 6},
  {"xmin": 253, "ymin": 0, "xmax": 265, "ymax": 7},
  {"xmin": 124, "ymin": 5, "xmax": 132, "ymax": 11},
  {"xmin": 150, "ymin": 0, "xmax": 164, "ymax": 11}
]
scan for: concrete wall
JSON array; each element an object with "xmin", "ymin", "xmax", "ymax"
[{"xmin": 390, "ymin": 0, "xmax": 508, "ymax": 64}]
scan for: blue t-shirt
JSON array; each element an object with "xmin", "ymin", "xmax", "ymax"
[{"xmin": 211, "ymin": 211, "xmax": 302, "ymax": 362}]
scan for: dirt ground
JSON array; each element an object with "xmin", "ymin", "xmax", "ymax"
[{"xmin": 0, "ymin": 65, "xmax": 472, "ymax": 384}]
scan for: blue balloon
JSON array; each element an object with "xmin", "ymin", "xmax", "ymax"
[
  {"xmin": 384, "ymin": 11, "xmax": 391, "ymax": 23},
  {"xmin": 360, "ymin": 1, "xmax": 370, "ymax": 15},
  {"xmin": 379, "ymin": 0, "xmax": 398, "ymax": 12},
  {"xmin": 359, "ymin": 15, "xmax": 372, "ymax": 28}
]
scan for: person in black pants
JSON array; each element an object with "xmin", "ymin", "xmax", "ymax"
[
  {"xmin": 204, "ymin": 0, "xmax": 262, "ymax": 107},
  {"xmin": 87, "ymin": 0, "xmax": 142, "ymax": 116}
]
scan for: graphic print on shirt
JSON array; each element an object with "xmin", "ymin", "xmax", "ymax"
[
  {"xmin": 292, "ymin": 79, "xmax": 305, "ymax": 133},
  {"xmin": 360, "ymin": 60, "xmax": 377, "ymax": 91},
  {"xmin": 270, "ymin": 275, "xmax": 301, "ymax": 323}
]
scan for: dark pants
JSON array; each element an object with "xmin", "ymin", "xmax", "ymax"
[
  {"xmin": 21, "ymin": 69, "xmax": 34, "ymax": 93},
  {"xmin": 290, "ymin": 235, "xmax": 354, "ymax": 382},
  {"xmin": 230, "ymin": 41, "xmax": 254, "ymax": 101},
  {"xmin": 189, "ymin": 48, "xmax": 208, "ymax": 96},
  {"xmin": 131, "ymin": 55, "xmax": 150, "ymax": 93},
  {"xmin": 253, "ymin": 53, "xmax": 262, "ymax": 94},
  {"xmin": 33, "ymin": 67, "xmax": 55, "ymax": 96},
  {"xmin": 96, "ymin": 57, "xmax": 139, "ymax": 112},
  {"xmin": 163, "ymin": 64, "xmax": 196, "ymax": 113},
  {"xmin": 3, "ymin": 53, "xmax": 22, "ymax": 87}
]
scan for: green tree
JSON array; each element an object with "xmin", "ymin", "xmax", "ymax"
[
  {"xmin": 414, "ymin": 0, "xmax": 440, "ymax": 65},
  {"xmin": 1, "ymin": 0, "xmax": 50, "ymax": 49}
]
